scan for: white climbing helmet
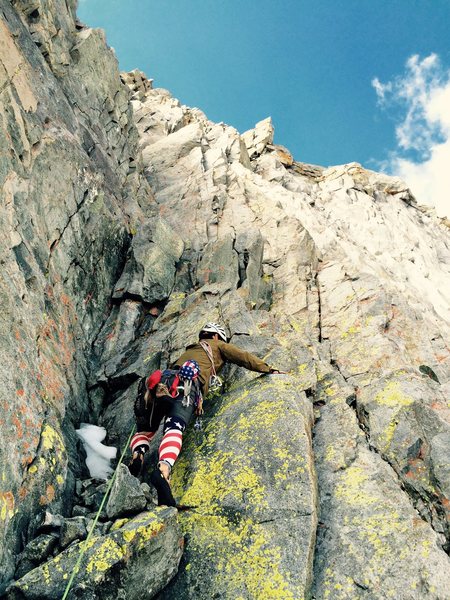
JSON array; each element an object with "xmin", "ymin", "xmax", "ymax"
[{"xmin": 200, "ymin": 322, "xmax": 227, "ymax": 342}]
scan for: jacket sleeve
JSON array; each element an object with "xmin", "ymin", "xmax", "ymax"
[{"xmin": 218, "ymin": 341, "xmax": 271, "ymax": 373}]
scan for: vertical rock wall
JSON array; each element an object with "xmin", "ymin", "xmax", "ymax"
[{"xmin": 0, "ymin": 0, "xmax": 152, "ymax": 588}]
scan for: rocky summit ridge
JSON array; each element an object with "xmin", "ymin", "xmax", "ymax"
[{"xmin": 1, "ymin": 1, "xmax": 449, "ymax": 598}]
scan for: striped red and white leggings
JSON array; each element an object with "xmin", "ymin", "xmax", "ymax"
[{"xmin": 130, "ymin": 415, "xmax": 186, "ymax": 468}]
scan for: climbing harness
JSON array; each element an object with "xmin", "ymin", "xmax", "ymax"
[{"xmin": 61, "ymin": 425, "xmax": 136, "ymax": 600}]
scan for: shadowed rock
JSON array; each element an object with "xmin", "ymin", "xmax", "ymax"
[{"xmin": 5, "ymin": 509, "xmax": 182, "ymax": 600}]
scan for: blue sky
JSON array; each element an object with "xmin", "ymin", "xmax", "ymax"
[{"xmin": 78, "ymin": 0, "xmax": 450, "ymax": 216}]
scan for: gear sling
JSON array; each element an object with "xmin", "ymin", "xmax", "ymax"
[{"xmin": 134, "ymin": 368, "xmax": 202, "ymax": 433}]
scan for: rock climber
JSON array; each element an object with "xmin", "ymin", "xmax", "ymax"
[{"xmin": 128, "ymin": 322, "xmax": 285, "ymax": 506}]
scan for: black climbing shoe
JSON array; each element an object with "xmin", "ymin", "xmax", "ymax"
[
  {"xmin": 150, "ymin": 468, "xmax": 176, "ymax": 507},
  {"xmin": 128, "ymin": 448, "xmax": 146, "ymax": 477}
]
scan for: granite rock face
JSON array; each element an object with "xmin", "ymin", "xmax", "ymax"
[
  {"xmin": 0, "ymin": 0, "xmax": 152, "ymax": 588},
  {"xmin": 1, "ymin": 1, "xmax": 450, "ymax": 599},
  {"xmin": 164, "ymin": 369, "xmax": 317, "ymax": 600}
]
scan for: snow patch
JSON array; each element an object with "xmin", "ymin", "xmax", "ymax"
[{"xmin": 76, "ymin": 423, "xmax": 117, "ymax": 480}]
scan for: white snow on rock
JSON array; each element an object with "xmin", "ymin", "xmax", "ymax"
[{"xmin": 76, "ymin": 424, "xmax": 117, "ymax": 480}]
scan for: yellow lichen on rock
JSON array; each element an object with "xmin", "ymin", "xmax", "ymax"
[
  {"xmin": 215, "ymin": 389, "xmax": 249, "ymax": 418},
  {"xmin": 42, "ymin": 563, "xmax": 51, "ymax": 585},
  {"xmin": 324, "ymin": 444, "xmax": 336, "ymax": 463},
  {"xmin": 232, "ymin": 396, "xmax": 282, "ymax": 443},
  {"xmin": 356, "ymin": 512, "xmax": 409, "ymax": 559},
  {"xmin": 122, "ymin": 529, "xmax": 137, "ymax": 543},
  {"xmin": 380, "ymin": 417, "xmax": 398, "ymax": 452},
  {"xmin": 131, "ymin": 519, "xmax": 165, "ymax": 551},
  {"xmin": 110, "ymin": 518, "xmax": 130, "ymax": 531},
  {"xmin": 85, "ymin": 538, "xmax": 125, "ymax": 576},
  {"xmin": 232, "ymin": 465, "xmax": 267, "ymax": 505},
  {"xmin": 175, "ymin": 451, "xmax": 231, "ymax": 510},
  {"xmin": 341, "ymin": 324, "xmax": 361, "ymax": 339},
  {"xmin": 335, "ymin": 466, "xmax": 377, "ymax": 505},
  {"xmin": 79, "ymin": 536, "xmax": 99, "ymax": 552},
  {"xmin": 374, "ymin": 381, "xmax": 413, "ymax": 407},
  {"xmin": 0, "ymin": 492, "xmax": 16, "ymax": 521},
  {"xmin": 185, "ymin": 514, "xmax": 300, "ymax": 600},
  {"xmin": 174, "ymin": 390, "xmax": 286, "ymax": 512},
  {"xmin": 169, "ymin": 373, "xmax": 314, "ymax": 599},
  {"xmin": 322, "ymin": 574, "xmax": 356, "ymax": 599},
  {"xmin": 41, "ymin": 424, "xmax": 65, "ymax": 451}
]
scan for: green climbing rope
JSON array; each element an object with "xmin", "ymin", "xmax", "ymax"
[{"xmin": 61, "ymin": 425, "xmax": 136, "ymax": 600}]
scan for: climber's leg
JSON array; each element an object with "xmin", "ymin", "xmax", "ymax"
[
  {"xmin": 128, "ymin": 431, "xmax": 155, "ymax": 477},
  {"xmin": 150, "ymin": 416, "xmax": 187, "ymax": 506},
  {"xmin": 158, "ymin": 417, "xmax": 186, "ymax": 476},
  {"xmin": 129, "ymin": 393, "xmax": 169, "ymax": 477}
]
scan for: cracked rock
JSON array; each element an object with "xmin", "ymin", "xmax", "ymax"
[{"xmin": 106, "ymin": 465, "xmax": 147, "ymax": 519}]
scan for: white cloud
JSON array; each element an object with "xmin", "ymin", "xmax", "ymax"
[
  {"xmin": 372, "ymin": 54, "xmax": 450, "ymax": 218},
  {"xmin": 372, "ymin": 77, "xmax": 391, "ymax": 103}
]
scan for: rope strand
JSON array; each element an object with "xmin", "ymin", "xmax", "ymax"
[{"xmin": 61, "ymin": 424, "xmax": 136, "ymax": 600}]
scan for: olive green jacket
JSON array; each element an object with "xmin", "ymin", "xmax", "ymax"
[{"xmin": 173, "ymin": 338, "xmax": 271, "ymax": 396}]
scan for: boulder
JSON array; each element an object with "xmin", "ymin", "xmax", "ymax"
[
  {"xmin": 5, "ymin": 509, "xmax": 183, "ymax": 600},
  {"xmin": 106, "ymin": 465, "xmax": 147, "ymax": 519},
  {"xmin": 60, "ymin": 517, "xmax": 87, "ymax": 549},
  {"xmin": 312, "ymin": 369, "xmax": 450, "ymax": 599},
  {"xmin": 14, "ymin": 534, "xmax": 59, "ymax": 579}
]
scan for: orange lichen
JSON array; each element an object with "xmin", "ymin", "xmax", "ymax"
[
  {"xmin": 39, "ymin": 484, "xmax": 56, "ymax": 505},
  {"xmin": 12, "ymin": 416, "xmax": 23, "ymax": 438},
  {"xmin": 46, "ymin": 485, "xmax": 55, "ymax": 502},
  {"xmin": 1, "ymin": 492, "xmax": 15, "ymax": 520},
  {"xmin": 60, "ymin": 293, "xmax": 72, "ymax": 307},
  {"xmin": 38, "ymin": 357, "xmax": 65, "ymax": 402}
]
